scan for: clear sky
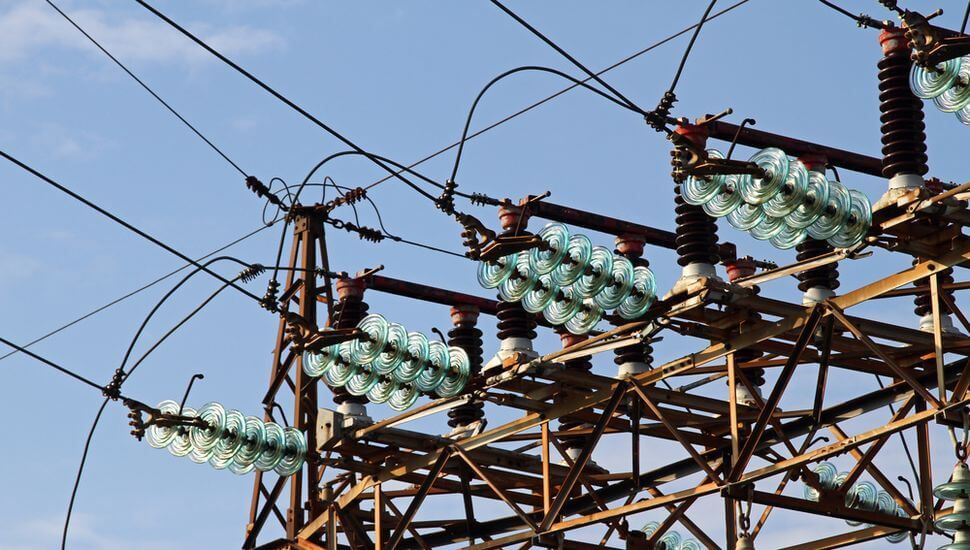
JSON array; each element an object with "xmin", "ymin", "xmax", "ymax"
[{"xmin": 1, "ymin": 1, "xmax": 967, "ymax": 548}]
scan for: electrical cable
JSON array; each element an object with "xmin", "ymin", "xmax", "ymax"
[
  {"xmin": 0, "ymin": 335, "xmax": 107, "ymax": 393},
  {"xmin": 449, "ymin": 65, "xmax": 646, "ymax": 182},
  {"xmin": 0, "ymin": 221, "xmax": 275, "ymax": 364},
  {"xmin": 359, "ymin": 0, "xmax": 751, "ymax": 196},
  {"xmin": 815, "ymin": 0, "xmax": 881, "ymax": 28},
  {"xmin": 488, "ymin": 0, "xmax": 646, "ymax": 113},
  {"xmin": 62, "ymin": 264, "xmax": 253, "ymax": 550},
  {"xmin": 962, "ymin": 0, "xmax": 970, "ymax": 34},
  {"xmin": 666, "ymin": 0, "xmax": 718, "ymax": 97},
  {"xmin": 132, "ymin": 0, "xmax": 438, "ymax": 206},
  {"xmin": 0, "ymin": 149, "xmax": 262, "ymax": 303},
  {"xmin": 44, "ymin": 0, "xmax": 248, "ymax": 178}
]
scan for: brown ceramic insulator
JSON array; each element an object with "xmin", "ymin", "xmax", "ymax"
[
  {"xmin": 447, "ymin": 306, "xmax": 485, "ymax": 428},
  {"xmin": 878, "ymin": 28, "xmax": 928, "ymax": 178},
  {"xmin": 331, "ymin": 278, "xmax": 369, "ymax": 407},
  {"xmin": 912, "ymin": 263, "xmax": 955, "ymax": 317},
  {"xmin": 556, "ymin": 331, "xmax": 594, "ymax": 447},
  {"xmin": 796, "ymin": 239, "xmax": 840, "ymax": 293},
  {"xmin": 613, "ymin": 235, "xmax": 654, "ymax": 368},
  {"xmin": 494, "ymin": 204, "xmax": 537, "ymax": 342},
  {"xmin": 673, "ymin": 124, "xmax": 720, "ymax": 267}
]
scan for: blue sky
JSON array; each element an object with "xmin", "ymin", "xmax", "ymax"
[{"xmin": 1, "ymin": 1, "xmax": 968, "ymax": 548}]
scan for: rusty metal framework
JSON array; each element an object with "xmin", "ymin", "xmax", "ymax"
[{"xmin": 237, "ymin": 16, "xmax": 970, "ymax": 550}]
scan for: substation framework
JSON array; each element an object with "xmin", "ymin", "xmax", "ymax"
[{"xmin": 241, "ymin": 20, "xmax": 970, "ymax": 550}]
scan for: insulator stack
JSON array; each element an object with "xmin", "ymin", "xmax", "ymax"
[
  {"xmin": 878, "ymin": 27, "xmax": 929, "ymax": 181},
  {"xmin": 447, "ymin": 305, "xmax": 486, "ymax": 428},
  {"xmin": 557, "ymin": 331, "xmax": 594, "ymax": 453},
  {"xmin": 331, "ymin": 278, "xmax": 369, "ymax": 410},
  {"xmin": 801, "ymin": 461, "xmax": 909, "ymax": 543},
  {"xmin": 674, "ymin": 124, "xmax": 720, "ymax": 271},
  {"xmin": 484, "ymin": 203, "xmax": 537, "ymax": 376},
  {"xmin": 933, "ymin": 463, "xmax": 970, "ymax": 548},
  {"xmin": 613, "ymin": 235, "xmax": 654, "ymax": 377},
  {"xmin": 912, "ymin": 260, "xmax": 958, "ymax": 333},
  {"xmin": 796, "ymin": 238, "xmax": 840, "ymax": 300}
]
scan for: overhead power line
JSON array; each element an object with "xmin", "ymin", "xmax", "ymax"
[
  {"xmin": 0, "ymin": 221, "xmax": 275, "ymax": 364},
  {"xmin": 0, "ymin": 149, "xmax": 262, "ymax": 303},
  {"xmin": 133, "ymin": 0, "xmax": 442, "ymax": 206},
  {"xmin": 361, "ymin": 0, "xmax": 752, "ymax": 194},
  {"xmin": 45, "ymin": 0, "xmax": 248, "ymax": 178}
]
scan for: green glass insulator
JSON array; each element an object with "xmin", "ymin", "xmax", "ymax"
[
  {"xmin": 807, "ymin": 180, "xmax": 850, "ymax": 240},
  {"xmin": 739, "ymin": 147, "xmax": 790, "ymax": 205},
  {"xmin": 845, "ymin": 481, "xmax": 878, "ymax": 526},
  {"xmin": 564, "ymin": 300, "xmax": 604, "ymax": 335},
  {"xmin": 592, "ymin": 255, "xmax": 635, "ymax": 310},
  {"xmin": 415, "ymin": 341, "xmax": 449, "ymax": 393},
  {"xmin": 373, "ymin": 322, "xmax": 408, "ymax": 374},
  {"xmin": 936, "ymin": 464, "xmax": 970, "ymax": 500},
  {"xmin": 573, "ymin": 246, "xmax": 614, "ymax": 299},
  {"xmin": 167, "ymin": 407, "xmax": 196, "ymax": 458},
  {"xmin": 769, "ymin": 223, "xmax": 808, "ymax": 250},
  {"xmin": 393, "ymin": 332, "xmax": 429, "ymax": 383},
  {"xmin": 389, "ymin": 383, "xmax": 420, "ymax": 411},
  {"xmin": 877, "ymin": 491, "xmax": 909, "ymax": 544},
  {"xmin": 959, "ymin": 103, "xmax": 970, "ymax": 124},
  {"xmin": 641, "ymin": 521, "xmax": 660, "ymax": 536},
  {"xmin": 499, "ymin": 251, "xmax": 538, "ymax": 302},
  {"xmin": 550, "ymin": 234, "xmax": 593, "ymax": 287},
  {"xmin": 727, "ymin": 202, "xmax": 766, "ymax": 230},
  {"xmin": 323, "ymin": 342, "xmax": 358, "ymax": 387},
  {"xmin": 786, "ymin": 170, "xmax": 830, "ymax": 229},
  {"xmin": 658, "ymin": 531, "xmax": 683, "ymax": 550},
  {"xmin": 763, "ymin": 159, "xmax": 809, "ymax": 218},
  {"xmin": 367, "ymin": 376, "xmax": 398, "ymax": 404},
  {"xmin": 936, "ymin": 510, "xmax": 970, "ymax": 532},
  {"xmin": 828, "ymin": 190, "xmax": 871, "ymax": 248},
  {"xmin": 209, "ymin": 409, "xmax": 246, "ymax": 470},
  {"xmin": 682, "ymin": 149, "xmax": 727, "ymax": 205},
  {"xmin": 804, "ymin": 461, "xmax": 838, "ymax": 501},
  {"xmin": 703, "ymin": 174, "xmax": 744, "ymax": 218},
  {"xmin": 274, "ymin": 427, "xmax": 307, "ymax": 477},
  {"xmin": 146, "ymin": 400, "xmax": 181, "ymax": 449},
  {"xmin": 229, "ymin": 415, "xmax": 265, "ymax": 475},
  {"xmin": 189, "ymin": 402, "xmax": 227, "ymax": 463},
  {"xmin": 543, "ymin": 285, "xmax": 581, "ymax": 325},
  {"xmin": 910, "ymin": 56, "xmax": 962, "ymax": 99},
  {"xmin": 522, "ymin": 274, "xmax": 559, "ymax": 313},
  {"xmin": 617, "ymin": 266, "xmax": 657, "ymax": 320},
  {"xmin": 254, "ymin": 422, "xmax": 286, "ymax": 472},
  {"xmin": 436, "ymin": 346, "xmax": 470, "ymax": 398},
  {"xmin": 477, "ymin": 254, "xmax": 515, "ymax": 289},
  {"xmin": 345, "ymin": 364, "xmax": 379, "ymax": 396},
  {"xmin": 529, "ymin": 223, "xmax": 570, "ymax": 275},
  {"xmin": 350, "ymin": 314, "xmax": 390, "ymax": 365},
  {"xmin": 935, "ymin": 57, "xmax": 970, "ymax": 112},
  {"xmin": 749, "ymin": 215, "xmax": 786, "ymax": 241},
  {"xmin": 680, "ymin": 540, "xmax": 702, "ymax": 550},
  {"xmin": 303, "ymin": 345, "xmax": 338, "ymax": 378}
]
